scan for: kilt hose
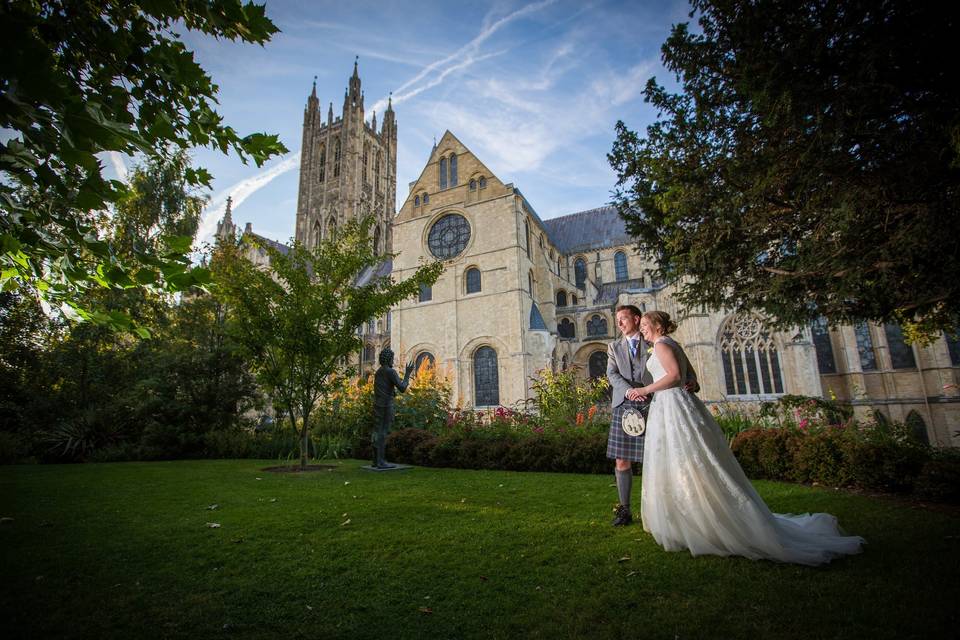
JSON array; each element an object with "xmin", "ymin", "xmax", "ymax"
[{"xmin": 606, "ymin": 397, "xmax": 652, "ymax": 462}]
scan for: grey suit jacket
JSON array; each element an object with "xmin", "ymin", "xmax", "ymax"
[{"xmin": 606, "ymin": 335, "xmax": 700, "ymax": 408}]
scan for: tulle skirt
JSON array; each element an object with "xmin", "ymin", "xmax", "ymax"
[{"xmin": 640, "ymin": 388, "xmax": 864, "ymax": 565}]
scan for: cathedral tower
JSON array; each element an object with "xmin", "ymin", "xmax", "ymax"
[{"xmin": 295, "ymin": 60, "xmax": 397, "ymax": 254}]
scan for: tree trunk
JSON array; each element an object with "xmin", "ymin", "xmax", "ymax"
[{"xmin": 300, "ymin": 408, "xmax": 310, "ymax": 470}]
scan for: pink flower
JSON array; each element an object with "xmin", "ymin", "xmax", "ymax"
[{"xmin": 798, "ymin": 418, "xmax": 809, "ymax": 430}]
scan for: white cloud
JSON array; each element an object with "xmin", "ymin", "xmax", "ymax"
[
  {"xmin": 108, "ymin": 151, "xmax": 128, "ymax": 182},
  {"xmin": 195, "ymin": 152, "xmax": 300, "ymax": 247}
]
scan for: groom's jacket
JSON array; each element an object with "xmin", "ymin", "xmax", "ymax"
[{"xmin": 606, "ymin": 336, "xmax": 699, "ymax": 409}]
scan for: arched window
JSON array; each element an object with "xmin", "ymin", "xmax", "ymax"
[
  {"xmin": 474, "ymin": 346, "xmax": 499, "ymax": 406},
  {"xmin": 469, "ymin": 179, "xmax": 477, "ymax": 191},
  {"xmin": 375, "ymin": 150, "xmax": 382, "ymax": 191},
  {"xmin": 318, "ymin": 144, "xmax": 326, "ymax": 182},
  {"xmin": 479, "ymin": 177, "xmax": 487, "ymax": 189},
  {"xmin": 528, "ymin": 271, "xmax": 534, "ymax": 297},
  {"xmin": 465, "ymin": 267, "xmax": 481, "ymax": 294},
  {"xmin": 524, "ymin": 219, "xmax": 531, "ymax": 258},
  {"xmin": 449, "ymin": 154, "xmax": 458, "ymax": 186},
  {"xmin": 854, "ymin": 322, "xmax": 877, "ymax": 371},
  {"xmin": 367, "ymin": 319, "xmax": 376, "ymax": 334},
  {"xmin": 589, "ymin": 351, "xmax": 608, "ymax": 380},
  {"xmin": 327, "ymin": 216, "xmax": 337, "ymax": 240},
  {"xmin": 312, "ymin": 221, "xmax": 322, "ymax": 248},
  {"xmin": 587, "ymin": 314, "xmax": 608, "ymax": 337},
  {"xmin": 556, "ymin": 290, "xmax": 567, "ymax": 307},
  {"xmin": 719, "ymin": 313, "xmax": 784, "ymax": 397},
  {"xmin": 884, "ymin": 323, "xmax": 916, "ymax": 369},
  {"xmin": 414, "ymin": 195, "xmax": 420, "ymax": 207},
  {"xmin": 571, "ymin": 294, "xmax": 578, "ymax": 305},
  {"xmin": 333, "ymin": 137, "xmax": 341, "ymax": 177},
  {"xmin": 415, "ymin": 351, "xmax": 435, "ymax": 373},
  {"xmin": 423, "ymin": 192, "xmax": 429, "ymax": 204},
  {"xmin": 614, "ymin": 251, "xmax": 628, "ymax": 281},
  {"xmin": 558, "ymin": 318, "xmax": 576, "ymax": 339},
  {"xmin": 386, "ymin": 311, "xmax": 391, "ymax": 332},
  {"xmin": 439, "ymin": 156, "xmax": 447, "ymax": 190},
  {"xmin": 574, "ymin": 258, "xmax": 586, "ymax": 289},
  {"xmin": 362, "ymin": 143, "xmax": 369, "ymax": 180},
  {"xmin": 362, "ymin": 344, "xmax": 375, "ymax": 362},
  {"xmin": 373, "ymin": 225, "xmax": 381, "ymax": 255},
  {"xmin": 811, "ymin": 317, "xmax": 836, "ymax": 374},
  {"xmin": 419, "ymin": 283, "xmax": 432, "ymax": 302},
  {"xmin": 905, "ymin": 410, "xmax": 930, "ymax": 445}
]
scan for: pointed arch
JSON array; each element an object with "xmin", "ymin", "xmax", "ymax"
[
  {"xmin": 614, "ymin": 251, "xmax": 628, "ymax": 281},
  {"xmin": 718, "ymin": 313, "xmax": 784, "ymax": 397},
  {"xmin": 373, "ymin": 225, "xmax": 382, "ymax": 255}
]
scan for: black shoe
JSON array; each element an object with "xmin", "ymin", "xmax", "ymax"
[{"xmin": 611, "ymin": 504, "xmax": 633, "ymax": 526}]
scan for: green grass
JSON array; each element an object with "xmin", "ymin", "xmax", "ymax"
[{"xmin": 1, "ymin": 460, "xmax": 957, "ymax": 639}]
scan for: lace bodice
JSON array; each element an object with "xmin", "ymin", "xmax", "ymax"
[{"xmin": 646, "ymin": 336, "xmax": 689, "ymax": 385}]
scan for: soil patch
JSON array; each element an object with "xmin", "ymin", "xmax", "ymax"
[{"xmin": 262, "ymin": 464, "xmax": 338, "ymax": 473}]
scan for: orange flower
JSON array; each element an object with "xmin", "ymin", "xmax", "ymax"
[
  {"xmin": 588, "ymin": 405, "xmax": 597, "ymax": 419},
  {"xmin": 576, "ymin": 411, "xmax": 585, "ymax": 425}
]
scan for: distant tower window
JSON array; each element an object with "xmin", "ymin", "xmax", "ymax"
[
  {"xmin": 884, "ymin": 323, "xmax": 916, "ymax": 369},
  {"xmin": 419, "ymin": 283, "xmax": 432, "ymax": 302},
  {"xmin": 333, "ymin": 138, "xmax": 341, "ymax": 177},
  {"xmin": 423, "ymin": 192, "xmax": 429, "ymax": 204},
  {"xmin": 528, "ymin": 271, "xmax": 534, "ymax": 297},
  {"xmin": 363, "ymin": 144, "xmax": 369, "ymax": 180},
  {"xmin": 313, "ymin": 221, "xmax": 321, "ymax": 248},
  {"xmin": 469, "ymin": 179, "xmax": 477, "ymax": 191},
  {"xmin": 474, "ymin": 346, "xmax": 500, "ymax": 406},
  {"xmin": 375, "ymin": 150, "xmax": 382, "ymax": 191},
  {"xmin": 854, "ymin": 322, "xmax": 877, "ymax": 371},
  {"xmin": 318, "ymin": 144, "xmax": 326, "ymax": 182},
  {"xmin": 414, "ymin": 195, "xmax": 420, "ymax": 207},
  {"xmin": 439, "ymin": 156, "xmax": 447, "ymax": 190},
  {"xmin": 525, "ymin": 219, "xmax": 531, "ymax": 258},
  {"xmin": 558, "ymin": 318, "xmax": 576, "ymax": 339},
  {"xmin": 373, "ymin": 225, "xmax": 382, "ymax": 255},
  {"xmin": 574, "ymin": 258, "xmax": 586, "ymax": 289},
  {"xmin": 587, "ymin": 314, "xmax": 608, "ymax": 337},
  {"xmin": 449, "ymin": 154, "xmax": 458, "ymax": 186},
  {"xmin": 465, "ymin": 267, "xmax": 481, "ymax": 294},
  {"xmin": 556, "ymin": 290, "xmax": 567, "ymax": 307},
  {"xmin": 479, "ymin": 177, "xmax": 487, "ymax": 189},
  {"xmin": 614, "ymin": 251, "xmax": 628, "ymax": 281},
  {"xmin": 811, "ymin": 317, "xmax": 837, "ymax": 374}
]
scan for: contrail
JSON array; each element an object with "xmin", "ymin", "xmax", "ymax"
[
  {"xmin": 108, "ymin": 151, "xmax": 128, "ymax": 182},
  {"xmin": 368, "ymin": 0, "xmax": 558, "ymax": 114},
  {"xmin": 195, "ymin": 151, "xmax": 300, "ymax": 248}
]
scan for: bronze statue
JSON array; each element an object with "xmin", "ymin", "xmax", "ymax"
[{"xmin": 371, "ymin": 347, "xmax": 414, "ymax": 468}]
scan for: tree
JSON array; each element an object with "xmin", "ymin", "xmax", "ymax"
[
  {"xmin": 609, "ymin": 0, "xmax": 960, "ymax": 339},
  {"xmin": 213, "ymin": 218, "xmax": 443, "ymax": 469},
  {"xmin": 1, "ymin": 0, "xmax": 287, "ymax": 327}
]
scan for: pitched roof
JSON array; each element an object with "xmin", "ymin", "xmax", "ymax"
[
  {"xmin": 541, "ymin": 206, "xmax": 633, "ymax": 255},
  {"xmin": 245, "ymin": 232, "xmax": 291, "ymax": 256},
  {"xmin": 353, "ymin": 259, "xmax": 393, "ymax": 287}
]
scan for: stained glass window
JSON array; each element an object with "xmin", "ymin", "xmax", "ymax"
[
  {"xmin": 614, "ymin": 252, "xmax": 628, "ymax": 281},
  {"xmin": 575, "ymin": 258, "xmax": 586, "ymax": 289},
  {"xmin": 884, "ymin": 323, "xmax": 916, "ymax": 369},
  {"xmin": 449, "ymin": 154, "xmax": 458, "ymax": 186},
  {"xmin": 719, "ymin": 313, "xmax": 784, "ymax": 396},
  {"xmin": 419, "ymin": 283, "xmax": 432, "ymax": 302},
  {"xmin": 474, "ymin": 346, "xmax": 499, "ymax": 406},
  {"xmin": 946, "ymin": 329, "xmax": 960, "ymax": 366},
  {"xmin": 558, "ymin": 318, "xmax": 576, "ymax": 339},
  {"xmin": 556, "ymin": 290, "xmax": 567, "ymax": 307},
  {"xmin": 466, "ymin": 268, "xmax": 481, "ymax": 294},
  {"xmin": 855, "ymin": 322, "xmax": 877, "ymax": 371},
  {"xmin": 427, "ymin": 214, "xmax": 471, "ymax": 259},
  {"xmin": 587, "ymin": 314, "xmax": 607, "ymax": 336},
  {"xmin": 439, "ymin": 157, "xmax": 447, "ymax": 190},
  {"xmin": 811, "ymin": 317, "xmax": 836, "ymax": 374}
]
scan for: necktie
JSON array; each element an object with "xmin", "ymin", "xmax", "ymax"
[{"xmin": 629, "ymin": 337, "xmax": 638, "ymax": 357}]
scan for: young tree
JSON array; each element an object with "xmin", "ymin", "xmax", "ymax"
[
  {"xmin": 1, "ymin": 0, "xmax": 287, "ymax": 327},
  {"xmin": 213, "ymin": 219, "xmax": 443, "ymax": 469},
  {"xmin": 609, "ymin": 0, "xmax": 960, "ymax": 339}
]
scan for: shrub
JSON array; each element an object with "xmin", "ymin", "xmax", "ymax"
[
  {"xmin": 529, "ymin": 367, "xmax": 608, "ymax": 432},
  {"xmin": 790, "ymin": 427, "xmax": 852, "ymax": 486},
  {"xmin": 0, "ymin": 431, "xmax": 32, "ymax": 464},
  {"xmin": 386, "ymin": 428, "xmax": 438, "ymax": 463},
  {"xmin": 843, "ymin": 439, "xmax": 928, "ymax": 493},
  {"xmin": 914, "ymin": 449, "xmax": 960, "ymax": 503}
]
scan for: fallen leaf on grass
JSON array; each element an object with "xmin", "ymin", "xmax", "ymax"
[
  {"xmin": 617, "ymin": 556, "xmax": 631, "ymax": 563},
  {"xmin": 207, "ymin": 504, "xmax": 219, "ymax": 510},
  {"xmin": 206, "ymin": 522, "xmax": 221, "ymax": 528},
  {"xmin": 418, "ymin": 607, "xmax": 433, "ymax": 615},
  {"xmin": 344, "ymin": 481, "xmax": 351, "ymax": 486},
  {"xmin": 341, "ymin": 519, "xmax": 351, "ymax": 526},
  {"xmin": 626, "ymin": 571, "xmax": 637, "ymax": 577},
  {"xmin": 306, "ymin": 605, "xmax": 313, "ymax": 611},
  {"xmin": 269, "ymin": 498, "xmax": 277, "ymax": 503}
]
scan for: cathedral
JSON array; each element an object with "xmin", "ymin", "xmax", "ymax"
[{"xmin": 218, "ymin": 65, "xmax": 959, "ymax": 447}]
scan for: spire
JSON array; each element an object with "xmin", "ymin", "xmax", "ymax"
[
  {"xmin": 224, "ymin": 196, "xmax": 233, "ymax": 224},
  {"xmin": 328, "ymin": 102, "xmax": 333, "ymax": 124},
  {"xmin": 215, "ymin": 196, "xmax": 236, "ymax": 244},
  {"xmin": 348, "ymin": 56, "xmax": 362, "ymax": 105},
  {"xmin": 305, "ymin": 76, "xmax": 319, "ymax": 124},
  {"xmin": 386, "ymin": 92, "xmax": 393, "ymax": 113},
  {"xmin": 311, "ymin": 75, "xmax": 317, "ymax": 98}
]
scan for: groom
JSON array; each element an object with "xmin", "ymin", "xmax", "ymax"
[{"xmin": 606, "ymin": 305, "xmax": 698, "ymax": 526}]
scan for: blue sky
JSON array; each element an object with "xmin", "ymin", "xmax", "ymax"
[{"xmin": 112, "ymin": 0, "xmax": 694, "ymax": 247}]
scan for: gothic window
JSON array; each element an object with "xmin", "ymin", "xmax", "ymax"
[
  {"xmin": 556, "ymin": 290, "xmax": 567, "ymax": 307},
  {"xmin": 415, "ymin": 351, "xmax": 435, "ymax": 373},
  {"xmin": 556, "ymin": 257, "xmax": 561, "ymax": 274},
  {"xmin": 327, "ymin": 216, "xmax": 337, "ymax": 240},
  {"xmin": 528, "ymin": 271, "xmax": 534, "ymax": 297},
  {"xmin": 414, "ymin": 195, "xmax": 420, "ymax": 207},
  {"xmin": 439, "ymin": 156, "xmax": 447, "ymax": 190},
  {"xmin": 884, "ymin": 323, "xmax": 916, "ymax": 369},
  {"xmin": 362, "ymin": 344, "xmax": 375, "ymax": 362},
  {"xmin": 479, "ymin": 177, "xmax": 487, "ymax": 189},
  {"xmin": 587, "ymin": 314, "xmax": 608, "ymax": 337},
  {"xmin": 718, "ymin": 313, "xmax": 784, "ymax": 397},
  {"xmin": 614, "ymin": 251, "xmax": 628, "ymax": 281},
  {"xmin": 449, "ymin": 154, "xmax": 458, "ymax": 186},
  {"xmin": 465, "ymin": 267, "xmax": 481, "ymax": 294},
  {"xmin": 373, "ymin": 225, "xmax": 381, "ymax": 255},
  {"xmin": 318, "ymin": 144, "xmax": 326, "ymax": 182},
  {"xmin": 571, "ymin": 294, "xmax": 578, "ymax": 305},
  {"xmin": 946, "ymin": 329, "xmax": 960, "ymax": 366},
  {"xmin": 427, "ymin": 213, "xmax": 471, "ymax": 259},
  {"xmin": 418, "ymin": 283, "xmax": 432, "ymax": 302},
  {"xmin": 333, "ymin": 138, "xmax": 341, "ymax": 177},
  {"xmin": 423, "ymin": 192, "xmax": 429, "ymax": 204},
  {"xmin": 367, "ymin": 319, "xmax": 376, "ymax": 334},
  {"xmin": 363, "ymin": 144, "xmax": 369, "ymax": 181},
  {"xmin": 524, "ymin": 219, "xmax": 531, "ymax": 258},
  {"xmin": 474, "ymin": 346, "xmax": 500, "ymax": 407},
  {"xmin": 313, "ymin": 221, "xmax": 322, "ymax": 248},
  {"xmin": 811, "ymin": 317, "xmax": 837, "ymax": 374},
  {"xmin": 589, "ymin": 351, "xmax": 608, "ymax": 380},
  {"xmin": 561, "ymin": 355, "xmax": 568, "ymax": 370},
  {"xmin": 469, "ymin": 179, "xmax": 477, "ymax": 191},
  {"xmin": 386, "ymin": 311, "xmax": 391, "ymax": 332},
  {"xmin": 854, "ymin": 322, "xmax": 877, "ymax": 371},
  {"xmin": 574, "ymin": 258, "xmax": 586, "ymax": 289},
  {"xmin": 558, "ymin": 318, "xmax": 576, "ymax": 339},
  {"xmin": 375, "ymin": 151, "xmax": 382, "ymax": 191}
]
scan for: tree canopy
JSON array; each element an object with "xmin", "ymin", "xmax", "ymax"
[
  {"xmin": 1, "ymin": 0, "xmax": 287, "ymax": 327},
  {"xmin": 213, "ymin": 218, "xmax": 443, "ymax": 469},
  {"xmin": 609, "ymin": 0, "xmax": 960, "ymax": 339}
]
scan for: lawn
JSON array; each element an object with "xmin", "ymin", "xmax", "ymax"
[{"xmin": 1, "ymin": 460, "xmax": 957, "ymax": 639}]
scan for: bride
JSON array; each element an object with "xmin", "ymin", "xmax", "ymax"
[{"xmin": 633, "ymin": 311, "xmax": 864, "ymax": 565}]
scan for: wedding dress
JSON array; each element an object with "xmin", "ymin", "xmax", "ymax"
[{"xmin": 640, "ymin": 337, "xmax": 864, "ymax": 565}]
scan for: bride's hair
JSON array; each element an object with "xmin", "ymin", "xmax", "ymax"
[{"xmin": 642, "ymin": 310, "xmax": 677, "ymax": 335}]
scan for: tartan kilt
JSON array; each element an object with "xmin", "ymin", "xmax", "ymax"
[{"xmin": 606, "ymin": 398, "xmax": 651, "ymax": 461}]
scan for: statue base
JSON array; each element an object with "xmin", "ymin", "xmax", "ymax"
[{"xmin": 361, "ymin": 463, "xmax": 413, "ymax": 472}]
